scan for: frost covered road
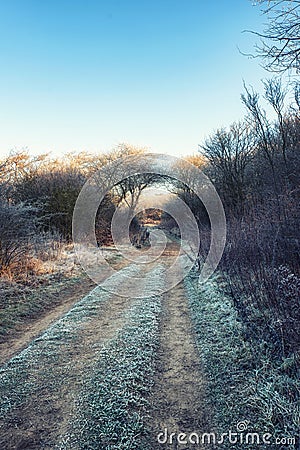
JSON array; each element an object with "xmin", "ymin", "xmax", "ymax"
[{"xmin": 0, "ymin": 243, "xmax": 207, "ymax": 449}]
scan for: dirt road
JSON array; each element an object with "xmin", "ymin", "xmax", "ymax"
[{"xmin": 0, "ymin": 243, "xmax": 207, "ymax": 449}]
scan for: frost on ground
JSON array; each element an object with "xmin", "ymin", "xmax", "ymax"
[
  {"xmin": 0, "ymin": 264, "xmax": 140, "ymax": 419},
  {"xmin": 59, "ymin": 265, "xmax": 165, "ymax": 450},
  {"xmin": 185, "ymin": 270, "xmax": 299, "ymax": 450}
]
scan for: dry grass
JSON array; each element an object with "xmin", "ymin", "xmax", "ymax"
[
  {"xmin": 185, "ymin": 270, "xmax": 299, "ymax": 450},
  {"xmin": 0, "ymin": 242, "xmax": 84, "ymax": 342}
]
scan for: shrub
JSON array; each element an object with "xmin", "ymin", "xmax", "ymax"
[{"xmin": 0, "ymin": 201, "xmax": 37, "ymax": 275}]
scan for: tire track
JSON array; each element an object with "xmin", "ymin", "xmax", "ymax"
[{"xmin": 148, "ymin": 252, "xmax": 209, "ymax": 450}]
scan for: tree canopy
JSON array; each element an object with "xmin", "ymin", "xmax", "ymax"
[{"xmin": 253, "ymin": 0, "xmax": 300, "ymax": 73}]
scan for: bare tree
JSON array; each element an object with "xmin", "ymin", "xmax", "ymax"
[
  {"xmin": 114, "ymin": 173, "xmax": 159, "ymax": 211},
  {"xmin": 241, "ymin": 78, "xmax": 297, "ymax": 198},
  {"xmin": 199, "ymin": 121, "xmax": 254, "ymax": 212},
  {"xmin": 252, "ymin": 0, "xmax": 300, "ymax": 73},
  {"xmin": 263, "ymin": 77, "xmax": 289, "ymax": 166},
  {"xmin": 242, "ymin": 81, "xmax": 282, "ymax": 200},
  {"xmin": 0, "ymin": 201, "xmax": 37, "ymax": 273}
]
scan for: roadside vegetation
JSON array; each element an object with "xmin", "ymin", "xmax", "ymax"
[
  {"xmin": 0, "ymin": 145, "xmax": 147, "ymax": 342},
  {"xmin": 185, "ymin": 271, "xmax": 299, "ymax": 449},
  {"xmin": 180, "ymin": 4, "xmax": 300, "ymax": 441},
  {"xmin": 163, "ymin": 76, "xmax": 299, "ymax": 448},
  {"xmin": 158, "ymin": 73, "xmax": 298, "ymax": 450},
  {"xmin": 197, "ymin": 77, "xmax": 300, "ymax": 357}
]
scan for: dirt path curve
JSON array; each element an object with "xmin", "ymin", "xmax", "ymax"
[{"xmin": 0, "ymin": 242, "xmax": 209, "ymax": 450}]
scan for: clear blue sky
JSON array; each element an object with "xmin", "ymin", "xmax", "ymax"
[{"xmin": 0, "ymin": 0, "xmax": 269, "ymax": 158}]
